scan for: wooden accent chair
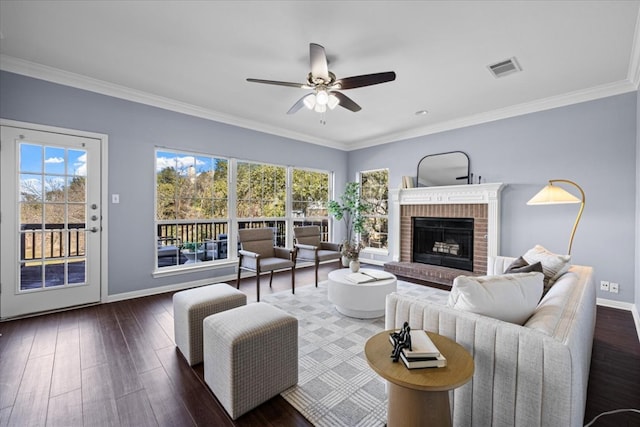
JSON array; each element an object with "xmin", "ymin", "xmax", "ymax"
[
  {"xmin": 236, "ymin": 228, "xmax": 295, "ymax": 302},
  {"xmin": 293, "ymin": 226, "xmax": 342, "ymax": 287}
]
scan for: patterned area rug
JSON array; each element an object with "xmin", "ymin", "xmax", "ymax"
[{"xmin": 261, "ymin": 280, "xmax": 450, "ymax": 427}]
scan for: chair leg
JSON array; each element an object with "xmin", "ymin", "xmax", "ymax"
[
  {"xmin": 236, "ymin": 264, "xmax": 242, "ymax": 289},
  {"xmin": 314, "ymin": 259, "xmax": 319, "ymax": 287},
  {"xmin": 291, "ymin": 266, "xmax": 295, "ymax": 294},
  {"xmin": 256, "ymin": 269, "xmax": 261, "ymax": 302},
  {"xmin": 269, "ymin": 271, "xmax": 274, "ymax": 288}
]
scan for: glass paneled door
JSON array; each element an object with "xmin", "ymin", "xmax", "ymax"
[{"xmin": 1, "ymin": 126, "xmax": 102, "ymax": 319}]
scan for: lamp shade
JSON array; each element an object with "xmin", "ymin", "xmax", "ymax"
[
  {"xmin": 527, "ymin": 184, "xmax": 580, "ymax": 205},
  {"xmin": 526, "ymin": 179, "xmax": 585, "ymax": 255}
]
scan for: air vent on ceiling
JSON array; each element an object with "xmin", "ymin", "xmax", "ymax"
[{"xmin": 488, "ymin": 57, "xmax": 522, "ymax": 78}]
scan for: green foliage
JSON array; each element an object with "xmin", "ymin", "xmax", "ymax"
[
  {"xmin": 328, "ymin": 182, "xmax": 371, "ymax": 244},
  {"xmin": 156, "ymin": 158, "xmax": 229, "ymax": 221},
  {"xmin": 292, "ymin": 169, "xmax": 329, "ymax": 217},
  {"xmin": 180, "ymin": 241, "xmax": 201, "ymax": 252},
  {"xmin": 236, "ymin": 162, "xmax": 286, "ymax": 217}
]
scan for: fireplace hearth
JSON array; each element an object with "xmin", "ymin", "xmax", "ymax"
[{"xmin": 413, "ymin": 217, "xmax": 474, "ymax": 271}]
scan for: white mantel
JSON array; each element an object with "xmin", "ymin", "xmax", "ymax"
[{"xmin": 389, "ymin": 183, "xmax": 504, "ymax": 262}]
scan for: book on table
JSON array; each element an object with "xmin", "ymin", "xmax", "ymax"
[
  {"xmin": 389, "ymin": 329, "xmax": 441, "ymax": 358},
  {"xmin": 403, "ymin": 329, "xmax": 441, "ymax": 358},
  {"xmin": 389, "ymin": 328, "xmax": 447, "ymax": 369},
  {"xmin": 400, "ymin": 352, "xmax": 447, "ymax": 369},
  {"xmin": 346, "ymin": 270, "xmax": 394, "ymax": 283}
]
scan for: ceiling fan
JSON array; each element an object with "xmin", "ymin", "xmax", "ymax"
[{"xmin": 247, "ymin": 43, "xmax": 396, "ymax": 114}]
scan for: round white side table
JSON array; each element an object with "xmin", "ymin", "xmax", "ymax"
[{"xmin": 327, "ymin": 268, "xmax": 397, "ymax": 318}]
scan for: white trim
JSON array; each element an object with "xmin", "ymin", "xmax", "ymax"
[
  {"xmin": 1, "ymin": 55, "xmax": 636, "ymax": 151},
  {"xmin": 348, "ymin": 80, "xmax": 637, "ymax": 150},
  {"xmin": 107, "ymin": 274, "xmax": 238, "ymax": 303},
  {"xmin": 152, "ymin": 260, "xmax": 236, "ymax": 279},
  {"xmin": 0, "ymin": 55, "xmax": 345, "ymax": 151},
  {"xmin": 628, "ymin": 8, "xmax": 640, "ymax": 89},
  {"xmin": 597, "ymin": 297, "xmax": 636, "ymax": 311},
  {"xmin": 0, "ymin": 119, "xmax": 109, "ymax": 305}
]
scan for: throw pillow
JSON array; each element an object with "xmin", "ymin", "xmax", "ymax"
[
  {"xmin": 447, "ymin": 272, "xmax": 544, "ymax": 325},
  {"xmin": 522, "ymin": 245, "xmax": 571, "ymax": 293},
  {"xmin": 505, "ymin": 256, "xmax": 543, "ymax": 274}
]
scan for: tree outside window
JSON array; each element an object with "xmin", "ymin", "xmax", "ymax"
[
  {"xmin": 292, "ymin": 168, "xmax": 330, "ymax": 241},
  {"xmin": 156, "ymin": 150, "xmax": 229, "ymax": 268},
  {"xmin": 360, "ymin": 169, "xmax": 389, "ymax": 250}
]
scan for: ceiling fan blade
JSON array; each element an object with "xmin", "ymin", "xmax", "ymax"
[
  {"xmin": 335, "ymin": 71, "xmax": 396, "ymax": 90},
  {"xmin": 310, "ymin": 43, "xmax": 330, "ymax": 81},
  {"xmin": 333, "ymin": 91, "xmax": 362, "ymax": 112},
  {"xmin": 246, "ymin": 78, "xmax": 310, "ymax": 89},
  {"xmin": 287, "ymin": 94, "xmax": 313, "ymax": 115}
]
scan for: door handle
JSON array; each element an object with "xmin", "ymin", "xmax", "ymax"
[{"xmin": 89, "ymin": 227, "xmax": 99, "ymax": 233}]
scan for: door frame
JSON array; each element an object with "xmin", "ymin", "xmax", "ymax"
[{"xmin": 0, "ymin": 119, "xmax": 109, "ymax": 308}]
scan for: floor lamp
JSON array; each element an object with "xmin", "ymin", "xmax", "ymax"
[{"xmin": 526, "ymin": 179, "xmax": 585, "ymax": 255}]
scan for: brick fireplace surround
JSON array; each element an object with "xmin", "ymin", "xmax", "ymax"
[{"xmin": 385, "ymin": 183, "xmax": 504, "ymax": 286}]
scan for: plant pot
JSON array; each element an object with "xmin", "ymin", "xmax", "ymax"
[{"xmin": 349, "ymin": 260, "xmax": 360, "ymax": 272}]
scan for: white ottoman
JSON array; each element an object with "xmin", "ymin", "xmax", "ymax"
[
  {"xmin": 203, "ymin": 303, "xmax": 298, "ymax": 420},
  {"xmin": 173, "ymin": 283, "xmax": 246, "ymax": 365},
  {"xmin": 327, "ymin": 268, "xmax": 397, "ymax": 318}
]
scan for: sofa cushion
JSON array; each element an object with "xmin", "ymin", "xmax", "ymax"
[
  {"xmin": 447, "ymin": 272, "xmax": 544, "ymax": 324},
  {"xmin": 522, "ymin": 245, "xmax": 571, "ymax": 293},
  {"xmin": 505, "ymin": 256, "xmax": 543, "ymax": 274}
]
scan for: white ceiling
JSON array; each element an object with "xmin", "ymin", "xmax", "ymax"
[{"xmin": 1, "ymin": 1, "xmax": 639, "ymax": 151}]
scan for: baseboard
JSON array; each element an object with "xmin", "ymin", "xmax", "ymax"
[
  {"xmin": 107, "ymin": 264, "xmax": 321, "ymax": 303},
  {"xmin": 597, "ymin": 298, "xmax": 640, "ymax": 343},
  {"xmin": 106, "ymin": 273, "xmax": 239, "ymax": 303}
]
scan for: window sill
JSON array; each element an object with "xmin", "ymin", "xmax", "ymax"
[
  {"xmin": 362, "ymin": 247, "xmax": 389, "ymax": 256},
  {"xmin": 152, "ymin": 259, "xmax": 236, "ymax": 279}
]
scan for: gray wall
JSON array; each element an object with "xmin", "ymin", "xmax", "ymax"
[
  {"xmin": 349, "ymin": 92, "xmax": 638, "ymax": 304},
  {"xmin": 0, "ymin": 71, "xmax": 347, "ymax": 296},
  {"xmin": 1, "ymin": 70, "xmax": 637, "ymax": 304}
]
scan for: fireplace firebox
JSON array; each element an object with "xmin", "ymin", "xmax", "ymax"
[{"xmin": 412, "ymin": 217, "xmax": 474, "ymax": 271}]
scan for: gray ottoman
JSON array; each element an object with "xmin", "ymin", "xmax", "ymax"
[
  {"xmin": 173, "ymin": 283, "xmax": 246, "ymax": 365},
  {"xmin": 203, "ymin": 302, "xmax": 298, "ymax": 420}
]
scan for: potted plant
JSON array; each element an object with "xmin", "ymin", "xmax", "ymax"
[
  {"xmin": 180, "ymin": 241, "xmax": 204, "ymax": 264},
  {"xmin": 328, "ymin": 182, "xmax": 370, "ymax": 270}
]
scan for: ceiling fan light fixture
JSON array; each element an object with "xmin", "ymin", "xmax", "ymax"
[
  {"xmin": 328, "ymin": 93, "xmax": 339, "ymax": 110},
  {"xmin": 315, "ymin": 89, "xmax": 329, "ymax": 106},
  {"xmin": 303, "ymin": 94, "xmax": 316, "ymax": 110},
  {"xmin": 314, "ymin": 103, "xmax": 327, "ymax": 113}
]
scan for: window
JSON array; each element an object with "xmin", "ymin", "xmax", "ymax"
[
  {"xmin": 155, "ymin": 152, "xmax": 333, "ymax": 271},
  {"xmin": 292, "ymin": 168, "xmax": 331, "ymax": 241},
  {"xmin": 156, "ymin": 150, "xmax": 229, "ymax": 268},
  {"xmin": 236, "ymin": 161, "xmax": 287, "ymax": 246},
  {"xmin": 360, "ymin": 169, "xmax": 389, "ymax": 250}
]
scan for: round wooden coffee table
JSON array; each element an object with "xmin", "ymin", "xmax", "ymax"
[{"xmin": 364, "ymin": 330, "xmax": 474, "ymax": 427}]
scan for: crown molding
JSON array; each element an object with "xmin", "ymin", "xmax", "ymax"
[
  {"xmin": 0, "ymin": 55, "xmax": 349, "ymax": 151},
  {"xmin": 1, "ymin": 54, "xmax": 635, "ymax": 153},
  {"xmin": 350, "ymin": 78, "xmax": 638, "ymax": 150},
  {"xmin": 628, "ymin": 8, "xmax": 640, "ymax": 89}
]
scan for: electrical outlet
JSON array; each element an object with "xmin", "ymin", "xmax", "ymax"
[
  {"xmin": 600, "ymin": 281, "xmax": 610, "ymax": 291},
  {"xmin": 610, "ymin": 282, "xmax": 619, "ymax": 293}
]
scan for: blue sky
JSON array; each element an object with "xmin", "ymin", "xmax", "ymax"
[
  {"xmin": 20, "ymin": 143, "xmax": 87, "ymax": 176},
  {"xmin": 156, "ymin": 150, "xmax": 225, "ymax": 175}
]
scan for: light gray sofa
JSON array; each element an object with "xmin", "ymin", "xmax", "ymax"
[{"xmin": 385, "ymin": 256, "xmax": 596, "ymax": 427}]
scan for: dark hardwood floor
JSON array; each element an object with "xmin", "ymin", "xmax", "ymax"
[{"xmin": 1, "ymin": 263, "xmax": 639, "ymax": 426}]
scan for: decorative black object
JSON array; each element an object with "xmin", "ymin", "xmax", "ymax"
[{"xmin": 390, "ymin": 321, "xmax": 413, "ymax": 362}]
